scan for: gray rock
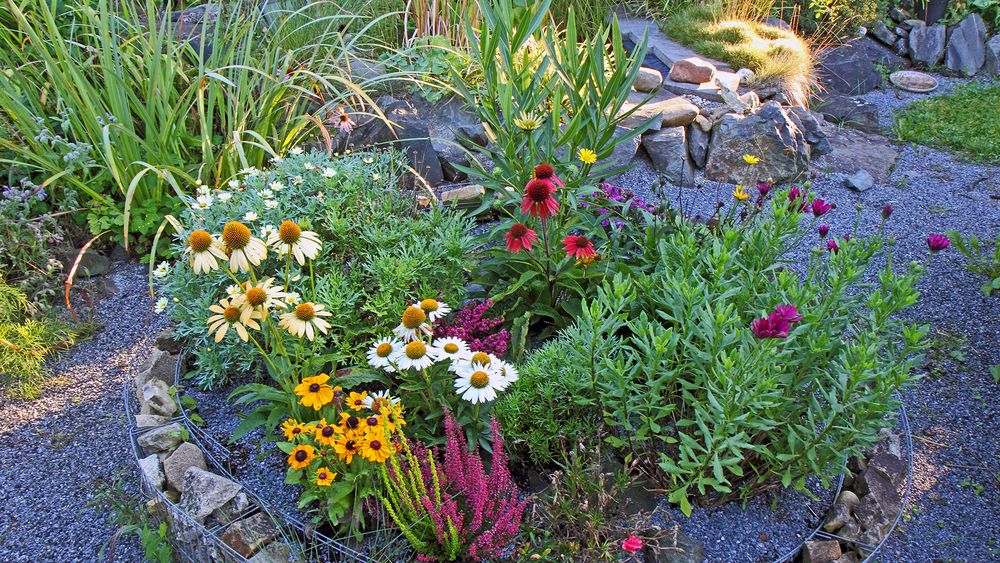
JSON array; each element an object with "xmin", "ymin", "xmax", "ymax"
[
  {"xmin": 179, "ymin": 467, "xmax": 242, "ymax": 522},
  {"xmin": 641, "ymin": 127, "xmax": 693, "ymax": 187},
  {"xmin": 735, "ymin": 67, "xmax": 755, "ymax": 85},
  {"xmin": 986, "ymin": 35, "xmax": 1000, "ymax": 75},
  {"xmin": 812, "ymin": 126, "xmax": 899, "ymax": 184},
  {"xmin": 59, "ymin": 248, "xmax": 109, "ymax": 278},
  {"xmin": 138, "ymin": 454, "xmax": 165, "ymax": 491},
  {"xmin": 141, "ymin": 379, "xmax": 178, "ymax": 418},
  {"xmin": 433, "ymin": 140, "xmax": 470, "ymax": 182},
  {"xmin": 686, "ymin": 119, "xmax": 710, "ymax": 169},
  {"xmin": 221, "ymin": 513, "xmax": 280, "ymax": 558},
  {"xmin": 607, "ymin": 126, "xmax": 642, "ymax": 171},
  {"xmin": 349, "ymin": 96, "xmax": 443, "ymax": 186},
  {"xmin": 135, "ymin": 350, "xmax": 178, "ymax": 401},
  {"xmin": 704, "ymin": 101, "xmax": 810, "ymax": 184},
  {"xmin": 803, "ymin": 539, "xmax": 842, "ymax": 563},
  {"xmin": 622, "ymin": 92, "xmax": 700, "ymax": 131},
  {"xmin": 869, "ymin": 21, "xmax": 898, "ymax": 46},
  {"xmin": 854, "ymin": 467, "xmax": 902, "ymax": 522},
  {"xmin": 212, "ymin": 492, "xmax": 251, "ymax": 525},
  {"xmin": 644, "ymin": 528, "xmax": 704, "ymax": 563},
  {"xmin": 856, "ymin": 37, "xmax": 911, "ymax": 69},
  {"xmin": 135, "ymin": 414, "xmax": 172, "ymax": 428},
  {"xmin": 248, "ymin": 542, "xmax": 292, "ymax": 563},
  {"xmin": 155, "ymin": 327, "xmax": 183, "ymax": 354},
  {"xmin": 901, "ymin": 19, "xmax": 924, "ymax": 32},
  {"xmin": 893, "ymin": 36, "xmax": 909, "ymax": 56},
  {"xmin": 945, "ymin": 13, "xmax": 987, "ymax": 76},
  {"xmin": 668, "ymin": 57, "xmax": 717, "ymax": 84},
  {"xmin": 854, "ymin": 494, "xmax": 892, "ymax": 535},
  {"xmin": 845, "ymin": 170, "xmax": 875, "ymax": 192},
  {"xmin": 889, "ymin": 7, "xmax": 911, "ymax": 24},
  {"xmin": 634, "ymin": 67, "xmax": 663, "ymax": 92},
  {"xmin": 814, "ymin": 93, "xmax": 881, "ymax": 134},
  {"xmin": 761, "ymin": 16, "xmax": 791, "ymax": 31},
  {"xmin": 817, "ymin": 42, "xmax": 882, "ymax": 95},
  {"xmin": 908, "ymin": 22, "xmax": 947, "ymax": 66},
  {"xmin": 788, "ymin": 106, "xmax": 832, "ymax": 157},
  {"xmin": 163, "ymin": 442, "xmax": 207, "ymax": 493},
  {"xmin": 137, "ymin": 422, "xmax": 184, "ymax": 453},
  {"xmin": 867, "ymin": 452, "xmax": 906, "ymax": 487}
]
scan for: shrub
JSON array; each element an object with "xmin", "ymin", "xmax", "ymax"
[
  {"xmin": 0, "ymin": 178, "xmax": 71, "ymax": 306},
  {"xmin": 516, "ymin": 186, "xmax": 930, "ymax": 514}
]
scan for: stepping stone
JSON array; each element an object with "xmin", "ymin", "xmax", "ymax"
[
  {"xmin": 889, "ymin": 70, "xmax": 938, "ymax": 93},
  {"xmin": 620, "ymin": 92, "xmax": 700, "ymax": 130}
]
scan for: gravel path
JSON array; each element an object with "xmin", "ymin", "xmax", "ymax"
[{"xmin": 0, "ymin": 263, "xmax": 166, "ymax": 562}]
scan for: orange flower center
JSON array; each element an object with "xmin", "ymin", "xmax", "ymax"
[
  {"xmin": 444, "ymin": 343, "xmax": 459, "ymax": 354},
  {"xmin": 223, "ymin": 306, "xmax": 242, "ymax": 323},
  {"xmin": 376, "ymin": 343, "xmax": 393, "ymax": 357},
  {"xmin": 470, "ymin": 370, "xmax": 490, "ymax": 388},
  {"xmin": 189, "ymin": 230, "xmax": 213, "ymax": 253},
  {"xmin": 405, "ymin": 341, "xmax": 426, "ymax": 359},
  {"xmin": 419, "ymin": 299, "xmax": 439, "ymax": 312},
  {"xmin": 295, "ymin": 303, "xmax": 315, "ymax": 321},
  {"xmin": 401, "ymin": 306, "xmax": 426, "ymax": 329},
  {"xmin": 470, "ymin": 352, "xmax": 490, "ymax": 365},
  {"xmin": 279, "ymin": 220, "xmax": 302, "ymax": 244},
  {"xmin": 246, "ymin": 287, "xmax": 267, "ymax": 307},
  {"xmin": 222, "ymin": 221, "xmax": 251, "ymax": 250}
]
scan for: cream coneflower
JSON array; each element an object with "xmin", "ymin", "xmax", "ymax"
[
  {"xmin": 430, "ymin": 337, "xmax": 469, "ymax": 362},
  {"xmin": 393, "ymin": 340, "xmax": 435, "ymax": 371},
  {"xmin": 206, "ymin": 298, "xmax": 262, "ymax": 343},
  {"xmin": 185, "ymin": 230, "xmax": 227, "ymax": 275},
  {"xmin": 367, "ymin": 338, "xmax": 402, "ymax": 372},
  {"xmin": 413, "ymin": 298, "xmax": 451, "ymax": 322},
  {"xmin": 454, "ymin": 362, "xmax": 503, "ymax": 404},
  {"xmin": 268, "ymin": 220, "xmax": 322, "ymax": 265},
  {"xmin": 221, "ymin": 221, "xmax": 267, "ymax": 273},
  {"xmin": 363, "ymin": 389, "xmax": 400, "ymax": 413},
  {"xmin": 232, "ymin": 277, "xmax": 287, "ymax": 311},
  {"xmin": 393, "ymin": 306, "xmax": 430, "ymax": 341},
  {"xmin": 279, "ymin": 302, "xmax": 332, "ymax": 341}
]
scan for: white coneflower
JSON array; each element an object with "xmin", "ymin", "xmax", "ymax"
[
  {"xmin": 268, "ymin": 220, "xmax": 322, "ymax": 265},
  {"xmin": 413, "ymin": 299, "xmax": 451, "ymax": 322},
  {"xmin": 185, "ymin": 230, "xmax": 227, "ymax": 275},
  {"xmin": 232, "ymin": 277, "xmax": 287, "ymax": 311},
  {"xmin": 322, "ymin": 167, "xmax": 337, "ymax": 178},
  {"xmin": 217, "ymin": 191, "xmax": 232, "ymax": 203},
  {"xmin": 454, "ymin": 362, "xmax": 503, "ymax": 404},
  {"xmin": 494, "ymin": 359, "xmax": 519, "ymax": 390},
  {"xmin": 393, "ymin": 306, "xmax": 430, "ymax": 341},
  {"xmin": 152, "ymin": 261, "xmax": 171, "ymax": 279},
  {"xmin": 192, "ymin": 194, "xmax": 213, "ymax": 210},
  {"xmin": 278, "ymin": 302, "xmax": 332, "ymax": 341},
  {"xmin": 207, "ymin": 298, "xmax": 262, "ymax": 342},
  {"xmin": 221, "ymin": 221, "xmax": 267, "ymax": 273},
  {"xmin": 244, "ymin": 211, "xmax": 258, "ymax": 221},
  {"xmin": 154, "ymin": 297, "xmax": 168, "ymax": 314},
  {"xmin": 430, "ymin": 337, "xmax": 469, "ymax": 362},
  {"xmin": 393, "ymin": 340, "xmax": 435, "ymax": 371},
  {"xmin": 367, "ymin": 338, "xmax": 402, "ymax": 372},
  {"xmin": 264, "ymin": 199, "xmax": 278, "ymax": 210}
]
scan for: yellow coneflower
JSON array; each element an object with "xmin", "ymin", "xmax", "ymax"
[
  {"xmin": 294, "ymin": 373, "xmax": 335, "ymax": 411},
  {"xmin": 267, "ymin": 220, "xmax": 322, "ymax": 266},
  {"xmin": 185, "ymin": 230, "xmax": 227, "ymax": 275},
  {"xmin": 206, "ymin": 298, "xmax": 262, "ymax": 343},
  {"xmin": 278, "ymin": 302, "xmax": 332, "ymax": 341},
  {"xmin": 287, "ymin": 444, "xmax": 316, "ymax": 470},
  {"xmin": 221, "ymin": 221, "xmax": 268, "ymax": 273}
]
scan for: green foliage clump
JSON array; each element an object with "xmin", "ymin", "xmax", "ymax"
[
  {"xmin": 157, "ymin": 149, "xmax": 474, "ymax": 388},
  {"xmin": 790, "ymin": 0, "xmax": 886, "ymax": 34},
  {"xmin": 381, "ymin": 36, "xmax": 479, "ymax": 103},
  {"xmin": 947, "ymin": 230, "xmax": 1000, "ymax": 296},
  {"xmin": 894, "ymin": 83, "xmax": 1000, "ymax": 163}
]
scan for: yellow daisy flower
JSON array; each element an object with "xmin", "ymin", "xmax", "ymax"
[
  {"xmin": 732, "ymin": 185, "xmax": 750, "ymax": 201},
  {"xmin": 287, "ymin": 444, "xmax": 316, "ymax": 470},
  {"xmin": 281, "ymin": 419, "xmax": 307, "ymax": 441},
  {"xmin": 742, "ymin": 154, "xmax": 760, "ymax": 165},
  {"xmin": 278, "ymin": 302, "xmax": 333, "ymax": 341},
  {"xmin": 315, "ymin": 467, "xmax": 336, "ymax": 487},
  {"xmin": 206, "ymin": 298, "xmax": 262, "ymax": 343},
  {"xmin": 359, "ymin": 429, "xmax": 393, "ymax": 463},
  {"xmin": 294, "ymin": 373, "xmax": 335, "ymax": 411},
  {"xmin": 578, "ymin": 148, "xmax": 598, "ymax": 165},
  {"xmin": 333, "ymin": 434, "xmax": 360, "ymax": 464},
  {"xmin": 339, "ymin": 411, "xmax": 363, "ymax": 435},
  {"xmin": 313, "ymin": 418, "xmax": 341, "ymax": 446},
  {"xmin": 185, "ymin": 230, "xmax": 227, "ymax": 275}
]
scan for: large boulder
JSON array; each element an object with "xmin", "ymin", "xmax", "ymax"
[
  {"xmin": 908, "ymin": 22, "xmax": 947, "ymax": 66},
  {"xmin": 855, "ymin": 37, "xmax": 910, "ymax": 70},
  {"xmin": 817, "ymin": 42, "xmax": 882, "ymax": 95},
  {"xmin": 704, "ymin": 102, "xmax": 810, "ymax": 184},
  {"xmin": 813, "ymin": 93, "xmax": 881, "ymax": 134},
  {"xmin": 163, "ymin": 442, "xmax": 208, "ymax": 493},
  {"xmin": 668, "ymin": 57, "xmax": 717, "ymax": 84},
  {"xmin": 944, "ymin": 13, "xmax": 987, "ymax": 76},
  {"xmin": 348, "ymin": 96, "xmax": 444, "ymax": 186},
  {"xmin": 641, "ymin": 127, "xmax": 693, "ymax": 187},
  {"xmin": 179, "ymin": 467, "xmax": 242, "ymax": 522},
  {"xmin": 986, "ymin": 35, "xmax": 1000, "ymax": 75}
]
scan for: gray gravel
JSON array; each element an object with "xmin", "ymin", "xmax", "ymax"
[{"xmin": 0, "ymin": 263, "xmax": 167, "ymax": 562}]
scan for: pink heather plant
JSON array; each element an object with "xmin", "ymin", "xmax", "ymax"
[{"xmin": 435, "ymin": 299, "xmax": 510, "ymax": 357}]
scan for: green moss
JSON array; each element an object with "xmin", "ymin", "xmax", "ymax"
[{"xmin": 894, "ymin": 83, "xmax": 1000, "ymax": 163}]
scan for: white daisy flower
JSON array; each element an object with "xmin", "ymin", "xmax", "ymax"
[
  {"xmin": 393, "ymin": 305, "xmax": 431, "ymax": 341},
  {"xmin": 152, "ymin": 261, "xmax": 171, "ymax": 279},
  {"xmin": 195, "ymin": 184, "xmax": 210, "ymax": 196},
  {"xmin": 291, "ymin": 175, "xmax": 304, "ymax": 185},
  {"xmin": 289, "ymin": 146, "xmax": 303, "ymax": 156},
  {"xmin": 372, "ymin": 173, "xmax": 381, "ymax": 181},
  {"xmin": 393, "ymin": 340, "xmax": 435, "ymax": 371},
  {"xmin": 494, "ymin": 359, "xmax": 519, "ymax": 390},
  {"xmin": 322, "ymin": 167, "xmax": 337, "ymax": 178},
  {"xmin": 363, "ymin": 157, "xmax": 374, "ymax": 164},
  {"xmin": 268, "ymin": 220, "xmax": 322, "ymax": 265},
  {"xmin": 271, "ymin": 156, "xmax": 283, "ymax": 164},
  {"xmin": 363, "ymin": 389, "xmax": 401, "ymax": 412},
  {"xmin": 303, "ymin": 162, "xmax": 315, "ymax": 171},
  {"xmin": 217, "ymin": 191, "xmax": 232, "ymax": 202},
  {"xmin": 269, "ymin": 181, "xmax": 284, "ymax": 191},
  {"xmin": 207, "ymin": 298, "xmax": 263, "ymax": 343},
  {"xmin": 228, "ymin": 179, "xmax": 241, "ymax": 190},
  {"xmin": 454, "ymin": 362, "xmax": 503, "ymax": 404},
  {"xmin": 154, "ymin": 297, "xmax": 168, "ymax": 314},
  {"xmin": 315, "ymin": 192, "xmax": 326, "ymax": 201},
  {"xmin": 284, "ymin": 291, "xmax": 301, "ymax": 306},
  {"xmin": 244, "ymin": 211, "xmax": 258, "ymax": 221},
  {"xmin": 451, "ymin": 350, "xmax": 499, "ymax": 373},
  {"xmin": 258, "ymin": 188, "xmax": 274, "ymax": 199},
  {"xmin": 192, "ymin": 194, "xmax": 213, "ymax": 210},
  {"xmin": 367, "ymin": 338, "xmax": 403, "ymax": 372},
  {"xmin": 241, "ymin": 167, "xmax": 261, "ymax": 177},
  {"xmin": 264, "ymin": 199, "xmax": 278, "ymax": 210},
  {"xmin": 225, "ymin": 284, "xmax": 241, "ymax": 299},
  {"xmin": 430, "ymin": 337, "xmax": 469, "ymax": 362},
  {"xmin": 414, "ymin": 299, "xmax": 451, "ymax": 322}
]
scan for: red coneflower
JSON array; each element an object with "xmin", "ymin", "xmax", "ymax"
[
  {"xmin": 562, "ymin": 234, "xmax": 595, "ymax": 260},
  {"xmin": 534, "ymin": 163, "xmax": 564, "ymax": 187},
  {"xmin": 504, "ymin": 223, "xmax": 538, "ymax": 253},
  {"xmin": 521, "ymin": 179, "xmax": 559, "ymax": 219}
]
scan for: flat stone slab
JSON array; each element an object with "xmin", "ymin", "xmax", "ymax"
[
  {"xmin": 889, "ymin": 70, "xmax": 938, "ymax": 93},
  {"xmin": 812, "ymin": 126, "xmax": 900, "ymax": 184},
  {"xmin": 620, "ymin": 91, "xmax": 700, "ymax": 130}
]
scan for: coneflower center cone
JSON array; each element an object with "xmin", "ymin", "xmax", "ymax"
[
  {"xmin": 223, "ymin": 306, "xmax": 241, "ymax": 323},
  {"xmin": 246, "ymin": 287, "xmax": 267, "ymax": 307},
  {"xmin": 222, "ymin": 222, "xmax": 251, "ymax": 250},
  {"xmin": 189, "ymin": 230, "xmax": 213, "ymax": 252},
  {"xmin": 279, "ymin": 220, "xmax": 302, "ymax": 244},
  {"xmin": 405, "ymin": 341, "xmax": 426, "ymax": 359},
  {"xmin": 401, "ymin": 306, "xmax": 426, "ymax": 328},
  {"xmin": 295, "ymin": 303, "xmax": 315, "ymax": 321}
]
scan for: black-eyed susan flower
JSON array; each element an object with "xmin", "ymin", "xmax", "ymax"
[
  {"xmin": 430, "ymin": 337, "xmax": 469, "ymax": 363},
  {"xmin": 393, "ymin": 305, "xmax": 430, "ymax": 341},
  {"xmin": 367, "ymin": 338, "xmax": 402, "ymax": 372},
  {"xmin": 346, "ymin": 391, "xmax": 368, "ymax": 412},
  {"xmin": 185, "ymin": 230, "xmax": 227, "ymax": 274},
  {"xmin": 338, "ymin": 411, "xmax": 362, "ymax": 437},
  {"xmin": 315, "ymin": 467, "xmax": 336, "ymax": 487},
  {"xmin": 232, "ymin": 277, "xmax": 287, "ymax": 311},
  {"xmin": 268, "ymin": 220, "xmax": 322, "ymax": 266},
  {"xmin": 206, "ymin": 298, "xmax": 263, "ymax": 343},
  {"xmin": 578, "ymin": 148, "xmax": 598, "ymax": 165},
  {"xmin": 359, "ymin": 430, "xmax": 393, "ymax": 463},
  {"xmin": 221, "ymin": 221, "xmax": 268, "ymax": 273},
  {"xmin": 287, "ymin": 444, "xmax": 316, "ymax": 470},
  {"xmin": 294, "ymin": 373, "xmax": 335, "ymax": 411},
  {"xmin": 278, "ymin": 302, "xmax": 332, "ymax": 341},
  {"xmin": 333, "ymin": 435, "xmax": 360, "ymax": 464},
  {"xmin": 394, "ymin": 340, "xmax": 435, "ymax": 371},
  {"xmin": 454, "ymin": 362, "xmax": 503, "ymax": 404},
  {"xmin": 281, "ymin": 419, "xmax": 307, "ymax": 441},
  {"xmin": 313, "ymin": 418, "xmax": 340, "ymax": 446},
  {"xmin": 414, "ymin": 298, "xmax": 451, "ymax": 323}
]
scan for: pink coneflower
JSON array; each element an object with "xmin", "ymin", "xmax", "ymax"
[
  {"xmin": 334, "ymin": 106, "xmax": 354, "ymax": 134},
  {"xmin": 622, "ymin": 535, "xmax": 643, "ymax": 553},
  {"xmin": 882, "ymin": 204, "xmax": 893, "ymax": 220},
  {"xmin": 927, "ymin": 233, "xmax": 950, "ymax": 252},
  {"xmin": 811, "ymin": 198, "xmax": 832, "ymax": 217},
  {"xmin": 751, "ymin": 311, "xmax": 791, "ymax": 339},
  {"xmin": 534, "ymin": 163, "xmax": 564, "ymax": 188},
  {"xmin": 827, "ymin": 239, "xmax": 839, "ymax": 254},
  {"xmin": 521, "ymin": 179, "xmax": 559, "ymax": 219},
  {"xmin": 504, "ymin": 223, "xmax": 537, "ymax": 253},
  {"xmin": 818, "ymin": 224, "xmax": 830, "ymax": 238},
  {"xmin": 562, "ymin": 234, "xmax": 595, "ymax": 260}
]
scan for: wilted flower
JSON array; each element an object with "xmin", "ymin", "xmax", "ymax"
[
  {"xmin": 927, "ymin": 233, "xmax": 950, "ymax": 253},
  {"xmin": 882, "ymin": 204, "xmax": 893, "ymax": 220}
]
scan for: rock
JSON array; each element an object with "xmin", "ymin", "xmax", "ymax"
[
  {"xmin": 869, "ymin": 21, "xmax": 898, "ymax": 46},
  {"xmin": 249, "ymin": 542, "xmax": 292, "ymax": 563},
  {"xmin": 641, "ymin": 127, "xmax": 693, "ymax": 187},
  {"xmin": 154, "ymin": 327, "xmax": 183, "ymax": 354},
  {"xmin": 944, "ymin": 13, "xmax": 987, "ymax": 76},
  {"xmin": 59, "ymin": 248, "xmax": 110, "ymax": 278},
  {"xmin": 855, "ymin": 37, "xmax": 911, "ymax": 69},
  {"xmin": 893, "ymin": 36, "xmax": 909, "ymax": 57},
  {"xmin": 440, "ymin": 184, "xmax": 485, "ymax": 206},
  {"xmin": 163, "ymin": 442, "xmax": 208, "ymax": 493},
  {"xmin": 138, "ymin": 454, "xmax": 165, "ymax": 491},
  {"xmin": 838, "ymin": 490, "xmax": 861, "ymax": 510},
  {"xmin": 137, "ymin": 423, "xmax": 184, "ymax": 453},
  {"xmin": 787, "ymin": 106, "xmax": 832, "ymax": 157},
  {"xmin": 179, "ymin": 467, "xmax": 242, "ymax": 522},
  {"xmin": 803, "ymin": 539, "xmax": 842, "ymax": 563},
  {"xmin": 985, "ymin": 35, "xmax": 1000, "ymax": 75},
  {"xmin": 349, "ymin": 96, "xmax": 443, "ymax": 187},
  {"xmin": 622, "ymin": 93, "xmax": 700, "ymax": 130},
  {"xmin": 704, "ymin": 101, "xmax": 810, "ymax": 184},
  {"xmin": 872, "ymin": 428, "xmax": 904, "ymax": 459},
  {"xmin": 135, "ymin": 350, "xmax": 179, "ymax": 401},
  {"xmin": 634, "ymin": 67, "xmax": 663, "ymax": 92},
  {"xmin": 854, "ymin": 468, "xmax": 902, "ymax": 530},
  {"xmin": 833, "ymin": 552, "xmax": 860, "ymax": 563},
  {"xmin": 813, "ymin": 126, "xmax": 899, "ymax": 184},
  {"xmin": 813, "ymin": 93, "xmax": 880, "ymax": 134},
  {"xmin": 222, "ymin": 513, "xmax": 280, "ymax": 558},
  {"xmin": 433, "ymin": 140, "xmax": 470, "ymax": 182},
  {"xmin": 761, "ymin": 16, "xmax": 791, "ymax": 31},
  {"xmin": 845, "ymin": 170, "xmax": 875, "ymax": 192},
  {"xmin": 686, "ymin": 120, "xmax": 710, "ymax": 168},
  {"xmin": 212, "ymin": 492, "xmax": 251, "ymax": 524},
  {"xmin": 164, "ymin": 4, "xmax": 220, "ymax": 57},
  {"xmin": 889, "ymin": 7, "xmax": 911, "ymax": 24},
  {"xmin": 868, "ymin": 452, "xmax": 906, "ymax": 487},
  {"xmin": 854, "ymin": 494, "xmax": 891, "ymax": 535},
  {"xmin": 817, "ymin": 42, "xmax": 882, "ymax": 95},
  {"xmin": 735, "ymin": 68, "xmax": 755, "ymax": 85},
  {"xmin": 908, "ymin": 22, "xmax": 947, "ymax": 66},
  {"xmin": 135, "ymin": 414, "xmax": 172, "ymax": 428},
  {"xmin": 900, "ymin": 19, "xmax": 923, "ymax": 32},
  {"xmin": 823, "ymin": 503, "xmax": 852, "ymax": 532},
  {"xmin": 668, "ymin": 57, "xmax": 717, "ymax": 84},
  {"xmin": 838, "ymin": 516, "xmax": 863, "ymax": 542},
  {"xmin": 141, "ymin": 379, "xmax": 178, "ymax": 418},
  {"xmin": 606, "ymin": 126, "xmax": 642, "ymax": 173}
]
